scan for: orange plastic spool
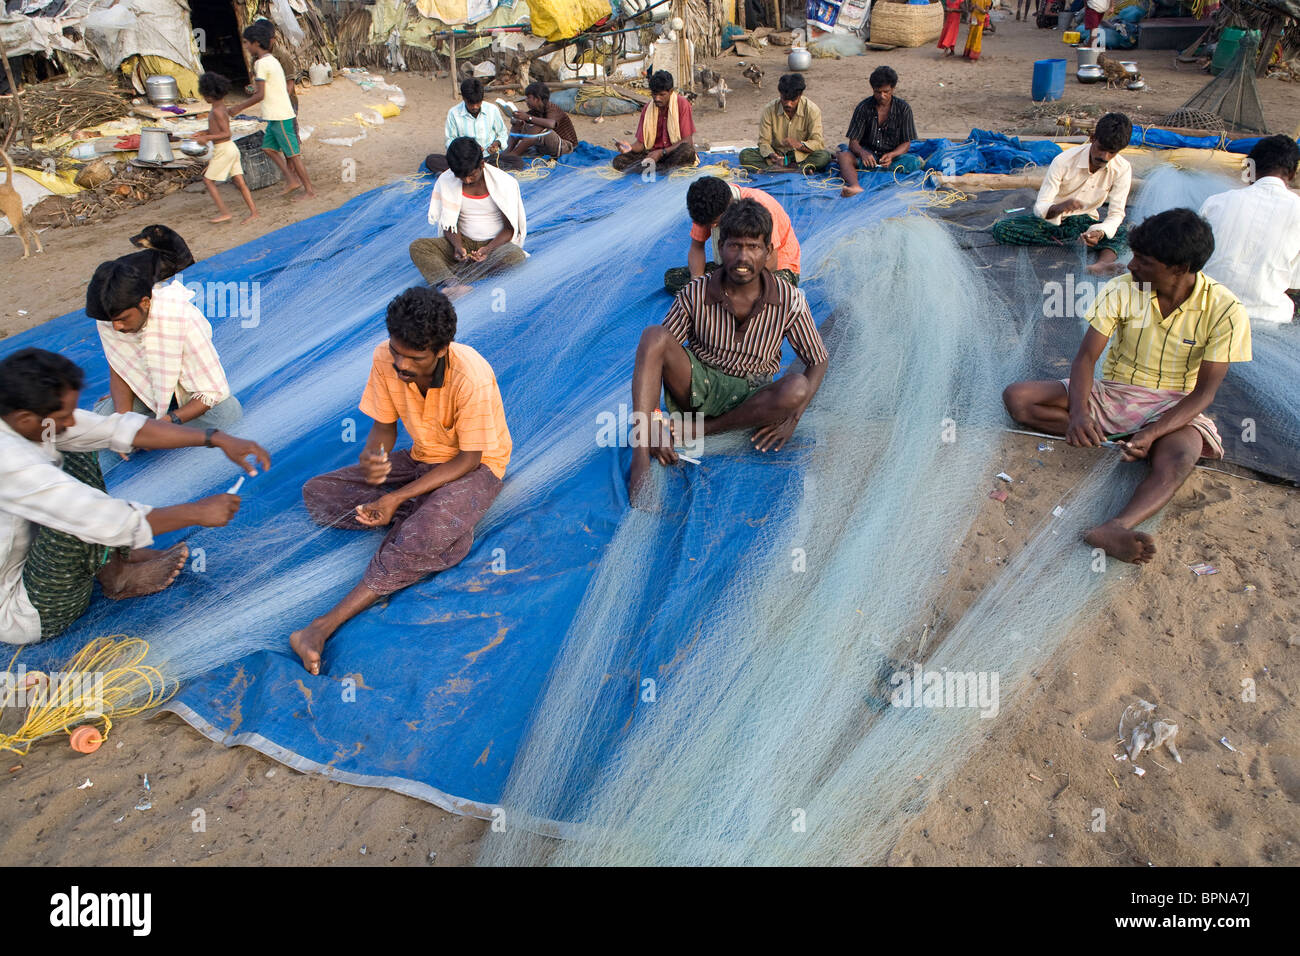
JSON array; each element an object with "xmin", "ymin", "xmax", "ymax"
[{"xmin": 69, "ymin": 725, "xmax": 103, "ymax": 754}]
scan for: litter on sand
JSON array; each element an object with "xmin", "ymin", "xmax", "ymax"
[
  {"xmin": 996, "ymin": 472, "xmax": 1013, "ymax": 482},
  {"xmin": 1119, "ymin": 699, "xmax": 1182, "ymax": 764},
  {"xmin": 1051, "ymin": 506, "xmax": 1065, "ymax": 518},
  {"xmin": 77, "ymin": 778, "xmax": 93, "ymax": 789},
  {"xmin": 988, "ymin": 488, "xmax": 1008, "ymax": 502},
  {"xmin": 1037, "ymin": 443, "xmax": 1053, "ymax": 452},
  {"xmin": 1220, "ymin": 737, "xmax": 1238, "ymax": 753},
  {"xmin": 1189, "ymin": 563, "xmax": 1218, "ymax": 576},
  {"xmin": 1132, "ymin": 766, "xmax": 1146, "ymax": 777}
]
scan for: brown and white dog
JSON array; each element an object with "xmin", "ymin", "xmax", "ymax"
[{"xmin": 0, "ymin": 148, "xmax": 45, "ymax": 259}]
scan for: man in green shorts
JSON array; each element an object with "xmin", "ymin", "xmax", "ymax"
[
  {"xmin": 628, "ymin": 198, "xmax": 829, "ymax": 504},
  {"xmin": 232, "ymin": 20, "xmax": 316, "ymax": 201}
]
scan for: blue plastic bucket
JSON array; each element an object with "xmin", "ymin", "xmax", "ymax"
[{"xmin": 1031, "ymin": 58, "xmax": 1067, "ymax": 102}]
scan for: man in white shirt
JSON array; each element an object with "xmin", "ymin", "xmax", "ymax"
[
  {"xmin": 0, "ymin": 349, "xmax": 270, "ymax": 644},
  {"xmin": 991, "ymin": 112, "xmax": 1133, "ymax": 275},
  {"xmin": 425, "ymin": 78, "xmax": 518, "ymax": 173},
  {"xmin": 1200, "ymin": 135, "xmax": 1300, "ymax": 326},
  {"xmin": 409, "ymin": 137, "xmax": 527, "ymax": 298}
]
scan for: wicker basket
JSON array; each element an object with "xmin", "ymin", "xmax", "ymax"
[{"xmin": 870, "ymin": 2, "xmax": 944, "ymax": 48}]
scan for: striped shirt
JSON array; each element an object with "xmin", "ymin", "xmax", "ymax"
[
  {"xmin": 662, "ymin": 270, "xmax": 828, "ymax": 379},
  {"xmin": 360, "ymin": 341, "xmax": 512, "ymax": 480},
  {"xmin": 846, "ymin": 95, "xmax": 917, "ymax": 159},
  {"xmin": 445, "ymin": 100, "xmax": 508, "ymax": 153},
  {"xmin": 1088, "ymin": 272, "xmax": 1252, "ymax": 392}
]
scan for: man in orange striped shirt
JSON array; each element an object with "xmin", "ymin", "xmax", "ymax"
[
  {"xmin": 631, "ymin": 199, "xmax": 828, "ymax": 504},
  {"xmin": 290, "ymin": 287, "xmax": 510, "ymax": 674},
  {"xmin": 665, "ymin": 176, "xmax": 801, "ymax": 293}
]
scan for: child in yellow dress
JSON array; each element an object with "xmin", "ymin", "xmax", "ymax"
[{"xmin": 193, "ymin": 72, "xmax": 259, "ymax": 224}]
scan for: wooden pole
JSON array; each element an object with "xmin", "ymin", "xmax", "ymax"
[
  {"xmin": 449, "ymin": 33, "xmax": 458, "ymax": 96},
  {"xmin": 0, "ymin": 32, "xmax": 28, "ymax": 149}
]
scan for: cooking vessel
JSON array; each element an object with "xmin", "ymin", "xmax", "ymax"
[
  {"xmin": 145, "ymin": 74, "xmax": 180, "ymax": 106},
  {"xmin": 788, "ymin": 47, "xmax": 812, "ymax": 71},
  {"xmin": 1077, "ymin": 64, "xmax": 1105, "ymax": 84},
  {"xmin": 1076, "ymin": 46, "xmax": 1100, "ymax": 67},
  {"xmin": 137, "ymin": 127, "xmax": 175, "ymax": 164}
]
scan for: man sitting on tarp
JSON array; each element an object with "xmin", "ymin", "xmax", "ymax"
[
  {"xmin": 991, "ymin": 111, "xmax": 1132, "ymax": 275},
  {"xmin": 1199, "ymin": 134, "xmax": 1300, "ymax": 327},
  {"xmin": 290, "ymin": 288, "xmax": 511, "ymax": 675},
  {"xmin": 504, "ymin": 81, "xmax": 578, "ymax": 163},
  {"xmin": 0, "ymin": 348, "xmax": 268, "ymax": 644},
  {"xmin": 836, "ymin": 66, "xmax": 923, "ymax": 197},
  {"xmin": 738, "ymin": 72, "xmax": 833, "ymax": 174},
  {"xmin": 1002, "ymin": 208, "xmax": 1251, "ymax": 564},
  {"xmin": 427, "ymin": 78, "xmax": 516, "ymax": 173},
  {"xmin": 409, "ymin": 137, "xmax": 527, "ymax": 300},
  {"xmin": 629, "ymin": 199, "xmax": 828, "ymax": 504},
  {"xmin": 663, "ymin": 175, "xmax": 801, "ymax": 294},
  {"xmin": 613, "ymin": 70, "xmax": 697, "ymax": 174}
]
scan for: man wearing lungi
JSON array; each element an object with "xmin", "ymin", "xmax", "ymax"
[
  {"xmin": 290, "ymin": 287, "xmax": 511, "ymax": 674},
  {"xmin": 1002, "ymin": 208, "xmax": 1251, "ymax": 564}
]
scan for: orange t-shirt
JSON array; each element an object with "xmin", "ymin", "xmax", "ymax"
[
  {"xmin": 359, "ymin": 341, "xmax": 512, "ymax": 480},
  {"xmin": 689, "ymin": 185, "xmax": 801, "ymax": 275}
]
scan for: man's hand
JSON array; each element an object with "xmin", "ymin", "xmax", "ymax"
[
  {"xmin": 782, "ymin": 136, "xmax": 801, "ymax": 151},
  {"xmin": 467, "ymin": 247, "xmax": 487, "ymax": 262},
  {"xmin": 488, "ymin": 142, "xmax": 501, "ymax": 155},
  {"xmin": 753, "ymin": 415, "xmax": 798, "ymax": 453},
  {"xmin": 766, "ymin": 154, "xmax": 785, "ymax": 167},
  {"xmin": 615, "ymin": 139, "xmax": 632, "ymax": 154},
  {"xmin": 1057, "ymin": 198, "xmax": 1086, "ymax": 216},
  {"xmin": 355, "ymin": 495, "xmax": 399, "ymax": 527},
  {"xmin": 359, "ymin": 446, "xmax": 391, "ymax": 485},
  {"xmin": 191, "ymin": 493, "xmax": 241, "ymax": 527},
  {"xmin": 213, "ymin": 433, "xmax": 271, "ymax": 475},
  {"xmin": 1066, "ymin": 413, "xmax": 1108, "ymax": 448},
  {"xmin": 1082, "ymin": 229, "xmax": 1104, "ymax": 247},
  {"xmin": 1117, "ymin": 428, "xmax": 1156, "ymax": 462},
  {"xmin": 649, "ymin": 413, "xmax": 678, "ymax": 466},
  {"xmin": 860, "ymin": 151, "xmax": 879, "ymax": 170},
  {"xmin": 450, "ymin": 240, "xmax": 468, "ymax": 261}
]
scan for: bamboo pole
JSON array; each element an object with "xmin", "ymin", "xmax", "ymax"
[
  {"xmin": 0, "ymin": 32, "xmax": 28, "ymax": 149},
  {"xmin": 449, "ymin": 33, "xmax": 458, "ymax": 95}
]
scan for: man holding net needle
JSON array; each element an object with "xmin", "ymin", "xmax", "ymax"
[
  {"xmin": 629, "ymin": 199, "xmax": 828, "ymax": 506},
  {"xmin": 1002, "ymin": 209, "xmax": 1251, "ymax": 564},
  {"xmin": 291, "ymin": 287, "xmax": 510, "ymax": 675}
]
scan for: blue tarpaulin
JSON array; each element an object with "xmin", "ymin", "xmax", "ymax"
[{"xmin": 913, "ymin": 129, "xmax": 1063, "ymax": 176}]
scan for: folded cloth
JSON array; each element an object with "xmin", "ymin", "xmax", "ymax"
[{"xmin": 115, "ymin": 134, "xmax": 141, "ymax": 150}]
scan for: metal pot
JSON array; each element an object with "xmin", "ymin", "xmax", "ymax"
[
  {"xmin": 145, "ymin": 74, "xmax": 179, "ymax": 106},
  {"xmin": 1076, "ymin": 46, "xmax": 1100, "ymax": 67},
  {"xmin": 1120, "ymin": 60, "xmax": 1140, "ymax": 77},
  {"xmin": 788, "ymin": 47, "xmax": 812, "ymax": 72},
  {"xmin": 137, "ymin": 127, "xmax": 175, "ymax": 164},
  {"xmin": 1077, "ymin": 64, "xmax": 1105, "ymax": 84}
]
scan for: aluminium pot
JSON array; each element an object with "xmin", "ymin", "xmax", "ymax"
[
  {"xmin": 137, "ymin": 127, "xmax": 175, "ymax": 164},
  {"xmin": 1077, "ymin": 64, "xmax": 1105, "ymax": 84},
  {"xmin": 1076, "ymin": 46, "xmax": 1100, "ymax": 67},
  {"xmin": 145, "ymin": 74, "xmax": 180, "ymax": 106},
  {"xmin": 788, "ymin": 47, "xmax": 812, "ymax": 71}
]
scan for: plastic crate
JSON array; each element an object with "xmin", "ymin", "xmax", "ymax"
[{"xmin": 235, "ymin": 131, "xmax": 284, "ymax": 191}]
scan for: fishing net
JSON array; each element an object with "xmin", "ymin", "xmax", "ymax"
[{"xmin": 1177, "ymin": 34, "xmax": 1271, "ymax": 135}]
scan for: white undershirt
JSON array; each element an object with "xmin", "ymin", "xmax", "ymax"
[{"xmin": 457, "ymin": 193, "xmax": 507, "ymax": 243}]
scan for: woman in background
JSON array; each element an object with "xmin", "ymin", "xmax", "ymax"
[
  {"xmin": 938, "ymin": 0, "xmax": 964, "ymax": 56},
  {"xmin": 963, "ymin": 0, "xmax": 992, "ymax": 61}
]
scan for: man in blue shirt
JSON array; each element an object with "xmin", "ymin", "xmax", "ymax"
[{"xmin": 426, "ymin": 78, "xmax": 520, "ymax": 173}]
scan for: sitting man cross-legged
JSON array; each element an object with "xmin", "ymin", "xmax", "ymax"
[
  {"xmin": 738, "ymin": 72, "xmax": 833, "ymax": 174},
  {"xmin": 291, "ymin": 287, "xmax": 511, "ymax": 675},
  {"xmin": 409, "ymin": 137, "xmax": 527, "ymax": 300},
  {"xmin": 991, "ymin": 111, "xmax": 1133, "ymax": 275},
  {"xmin": 836, "ymin": 66, "xmax": 923, "ymax": 197},
  {"xmin": 0, "ymin": 348, "xmax": 268, "ymax": 644},
  {"xmin": 613, "ymin": 70, "xmax": 697, "ymax": 174},
  {"xmin": 664, "ymin": 175, "xmax": 801, "ymax": 293},
  {"xmin": 503, "ymin": 81, "xmax": 578, "ymax": 163},
  {"xmin": 1002, "ymin": 209, "xmax": 1251, "ymax": 564},
  {"xmin": 630, "ymin": 199, "xmax": 828, "ymax": 503}
]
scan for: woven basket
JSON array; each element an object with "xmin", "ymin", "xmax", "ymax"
[{"xmin": 870, "ymin": 2, "xmax": 944, "ymax": 48}]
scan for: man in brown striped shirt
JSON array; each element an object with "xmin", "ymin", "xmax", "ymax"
[
  {"xmin": 630, "ymin": 199, "xmax": 829, "ymax": 502},
  {"xmin": 504, "ymin": 81, "xmax": 578, "ymax": 163}
]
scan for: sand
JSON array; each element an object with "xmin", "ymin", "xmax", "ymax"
[{"xmin": 1, "ymin": 16, "xmax": 1297, "ymax": 866}]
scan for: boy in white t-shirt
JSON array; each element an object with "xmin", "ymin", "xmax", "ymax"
[{"xmin": 231, "ymin": 20, "xmax": 316, "ymax": 201}]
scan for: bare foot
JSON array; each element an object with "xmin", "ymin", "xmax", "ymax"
[
  {"xmin": 840, "ymin": 185, "xmax": 864, "ymax": 198},
  {"xmin": 289, "ymin": 620, "xmax": 331, "ymax": 675},
  {"xmin": 210, "ymin": 213, "xmax": 232, "ymax": 224},
  {"xmin": 281, "ymin": 181, "xmax": 303, "ymax": 199},
  {"xmin": 124, "ymin": 547, "xmax": 179, "ymax": 564},
  {"xmin": 242, "ymin": 211, "xmax": 260, "ymax": 223},
  {"xmin": 1086, "ymin": 259, "xmax": 1125, "ymax": 277},
  {"xmin": 99, "ymin": 544, "xmax": 189, "ymax": 599},
  {"xmin": 441, "ymin": 283, "xmax": 473, "ymax": 301},
  {"xmin": 1084, "ymin": 520, "xmax": 1157, "ymax": 564},
  {"xmin": 303, "ymin": 190, "xmax": 318, "ymax": 199}
]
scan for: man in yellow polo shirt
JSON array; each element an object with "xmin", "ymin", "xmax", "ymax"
[
  {"xmin": 1003, "ymin": 208, "xmax": 1251, "ymax": 564},
  {"xmin": 290, "ymin": 287, "xmax": 511, "ymax": 674}
]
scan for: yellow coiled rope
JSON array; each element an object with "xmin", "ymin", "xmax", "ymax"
[{"xmin": 0, "ymin": 636, "xmax": 174, "ymax": 756}]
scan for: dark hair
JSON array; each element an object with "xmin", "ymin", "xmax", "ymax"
[
  {"xmin": 0, "ymin": 348, "xmax": 84, "ymax": 417},
  {"xmin": 1129, "ymin": 208, "xmax": 1214, "ymax": 273},
  {"xmin": 447, "ymin": 137, "xmax": 484, "ymax": 179},
  {"xmin": 1093, "ymin": 112, "xmax": 1132, "ymax": 153},
  {"xmin": 686, "ymin": 176, "xmax": 733, "ymax": 226},
  {"xmin": 1247, "ymin": 134, "xmax": 1300, "ymax": 179},
  {"xmin": 460, "ymin": 77, "xmax": 484, "ymax": 103},
  {"xmin": 649, "ymin": 70, "xmax": 674, "ymax": 94},
  {"xmin": 524, "ymin": 80, "xmax": 550, "ymax": 103},
  {"xmin": 777, "ymin": 73, "xmax": 806, "ymax": 99},
  {"xmin": 718, "ymin": 197, "xmax": 772, "ymax": 245},
  {"xmin": 870, "ymin": 65, "xmax": 898, "ymax": 90},
  {"xmin": 386, "ymin": 287, "xmax": 457, "ymax": 353},
  {"xmin": 198, "ymin": 72, "xmax": 232, "ymax": 100},
  {"xmin": 86, "ymin": 258, "xmax": 155, "ymax": 322},
  {"xmin": 242, "ymin": 21, "xmax": 273, "ymax": 49}
]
